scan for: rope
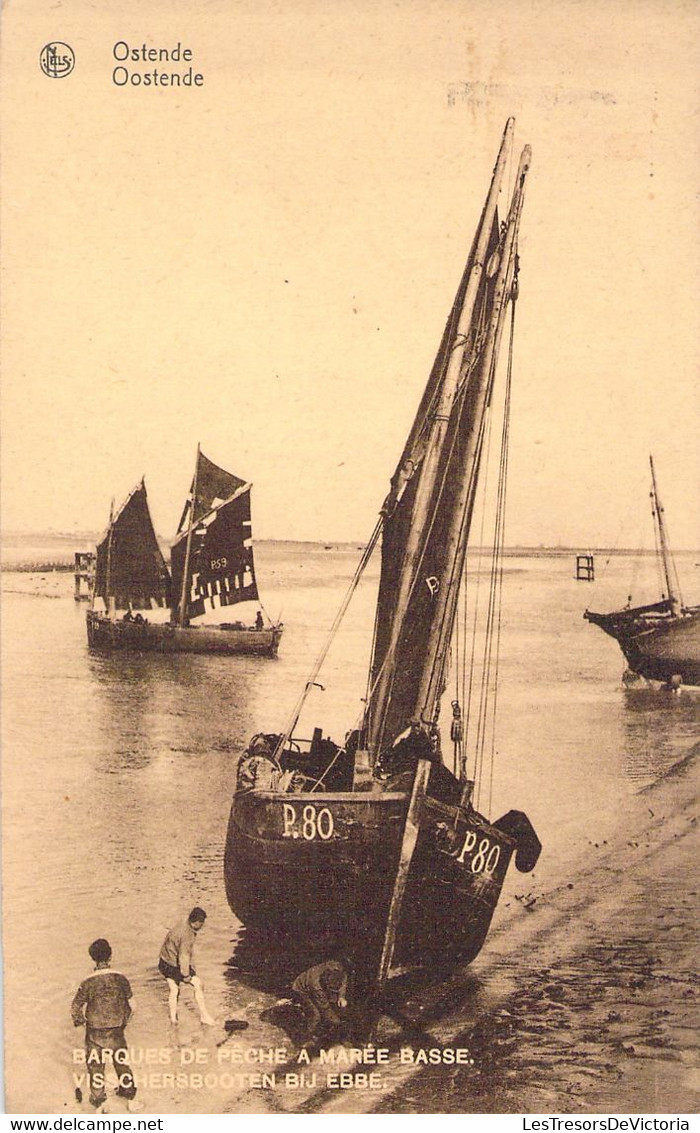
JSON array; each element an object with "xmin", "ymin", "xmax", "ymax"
[
  {"xmin": 307, "ymin": 745, "xmax": 345, "ymax": 792},
  {"xmin": 626, "ymin": 518, "xmax": 646, "ymax": 603},
  {"xmin": 583, "ymin": 468, "xmax": 648, "ymax": 612},
  {"xmin": 257, "ymin": 598, "xmax": 275, "ymax": 626},
  {"xmin": 472, "ymin": 359, "xmax": 501, "ymax": 804},
  {"xmin": 486, "ymin": 295, "xmax": 516, "ymax": 814},
  {"xmin": 460, "ymin": 556, "xmax": 469, "ymax": 776},
  {"xmin": 651, "ymin": 489, "xmax": 666, "ymax": 600},
  {"xmin": 453, "ymin": 557, "xmax": 461, "ymax": 778},
  {"xmin": 454, "ymin": 292, "xmax": 492, "ymax": 788},
  {"xmin": 465, "ymin": 397, "xmax": 494, "ymax": 793},
  {"xmin": 273, "ymin": 517, "xmax": 383, "ymax": 763},
  {"xmin": 473, "ymin": 282, "xmax": 515, "ymax": 813},
  {"xmin": 652, "ymin": 478, "xmax": 684, "ymax": 609}
]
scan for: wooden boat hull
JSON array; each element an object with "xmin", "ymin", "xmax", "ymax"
[
  {"xmin": 86, "ymin": 611, "xmax": 283, "ymax": 657},
  {"xmin": 221, "ymin": 128, "xmax": 539, "ymax": 979},
  {"xmin": 224, "ymin": 787, "xmax": 515, "ymax": 971},
  {"xmin": 585, "ymin": 607, "xmax": 700, "ymax": 686}
]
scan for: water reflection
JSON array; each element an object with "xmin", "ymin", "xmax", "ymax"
[
  {"xmin": 622, "ymin": 688, "xmax": 700, "ymax": 781},
  {"xmin": 2, "ymin": 551, "xmax": 699, "ymax": 1112},
  {"xmin": 87, "ymin": 651, "xmax": 261, "ymax": 770}
]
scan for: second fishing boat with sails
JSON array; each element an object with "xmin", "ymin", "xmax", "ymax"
[
  {"xmin": 584, "ymin": 456, "xmax": 699, "ymax": 687},
  {"xmin": 224, "ymin": 121, "xmax": 540, "ymax": 983},
  {"xmin": 87, "ymin": 448, "xmax": 283, "ymax": 656}
]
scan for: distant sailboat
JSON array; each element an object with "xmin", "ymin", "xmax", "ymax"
[
  {"xmin": 585, "ymin": 456, "xmax": 699, "ymax": 686},
  {"xmin": 90, "ymin": 479, "xmax": 171, "ymax": 612},
  {"xmin": 86, "ymin": 448, "xmax": 283, "ymax": 656},
  {"xmin": 224, "ymin": 120, "xmax": 540, "ymax": 982}
]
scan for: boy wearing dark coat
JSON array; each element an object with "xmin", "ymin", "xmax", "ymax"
[{"xmin": 71, "ymin": 938, "xmax": 137, "ymax": 1110}]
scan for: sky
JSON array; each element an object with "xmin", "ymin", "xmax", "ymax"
[{"xmin": 1, "ymin": 0, "xmax": 698, "ymax": 550}]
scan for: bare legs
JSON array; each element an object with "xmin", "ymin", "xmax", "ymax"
[
  {"xmin": 166, "ymin": 978, "xmax": 180, "ymax": 1024},
  {"xmin": 192, "ymin": 976, "xmax": 216, "ymax": 1025},
  {"xmin": 166, "ymin": 976, "xmax": 216, "ymax": 1025}
]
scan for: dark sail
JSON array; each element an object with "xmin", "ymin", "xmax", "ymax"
[
  {"xmin": 171, "ymin": 486, "xmax": 259, "ymax": 621},
  {"xmin": 366, "ymin": 138, "xmax": 531, "ymax": 758},
  {"xmin": 177, "ymin": 451, "xmax": 247, "ymax": 535},
  {"xmin": 368, "ymin": 216, "xmax": 501, "ymax": 753},
  {"xmin": 93, "ymin": 482, "xmax": 171, "ymax": 610}
]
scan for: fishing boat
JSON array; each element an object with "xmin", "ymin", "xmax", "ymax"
[
  {"xmin": 584, "ymin": 457, "xmax": 700, "ymax": 687},
  {"xmin": 86, "ymin": 449, "xmax": 283, "ymax": 656},
  {"xmin": 224, "ymin": 120, "xmax": 540, "ymax": 984}
]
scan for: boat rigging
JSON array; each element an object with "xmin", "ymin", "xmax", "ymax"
[
  {"xmin": 87, "ymin": 448, "xmax": 283, "ymax": 656},
  {"xmin": 584, "ymin": 455, "xmax": 699, "ymax": 687},
  {"xmin": 224, "ymin": 120, "xmax": 541, "ymax": 984}
]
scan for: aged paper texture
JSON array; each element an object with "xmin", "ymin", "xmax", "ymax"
[{"xmin": 1, "ymin": 0, "xmax": 698, "ymax": 1118}]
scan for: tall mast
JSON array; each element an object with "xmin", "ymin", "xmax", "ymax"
[
  {"xmin": 650, "ymin": 454, "xmax": 682, "ymax": 616},
  {"xmin": 368, "ymin": 119, "xmax": 515, "ymax": 757},
  {"xmin": 178, "ymin": 443, "xmax": 201, "ymax": 628},
  {"xmin": 105, "ymin": 497, "xmax": 115, "ymax": 618},
  {"xmin": 416, "ymin": 145, "xmax": 531, "ymax": 725}
]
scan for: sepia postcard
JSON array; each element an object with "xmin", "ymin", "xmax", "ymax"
[{"xmin": 1, "ymin": 0, "xmax": 698, "ymax": 1119}]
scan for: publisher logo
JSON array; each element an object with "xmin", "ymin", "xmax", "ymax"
[{"xmin": 39, "ymin": 42, "xmax": 75, "ymax": 78}]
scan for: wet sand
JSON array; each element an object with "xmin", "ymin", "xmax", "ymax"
[
  {"xmin": 4, "ymin": 563, "xmax": 697, "ymax": 1115},
  {"xmin": 74, "ymin": 742, "xmax": 698, "ymax": 1118},
  {"xmin": 1, "ymin": 569, "xmax": 74, "ymax": 599},
  {"xmin": 222, "ymin": 743, "xmax": 698, "ymax": 1116},
  {"xmin": 372, "ymin": 749, "xmax": 699, "ymax": 1115}
]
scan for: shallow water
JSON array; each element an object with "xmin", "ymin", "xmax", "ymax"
[{"xmin": 2, "ymin": 544, "xmax": 698, "ymax": 1112}]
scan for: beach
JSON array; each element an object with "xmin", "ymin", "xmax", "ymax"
[
  {"xmin": 218, "ymin": 744, "xmax": 698, "ymax": 1115},
  {"xmin": 375, "ymin": 745, "xmax": 699, "ymax": 1115},
  {"xmin": 2, "ymin": 550, "xmax": 698, "ymax": 1115}
]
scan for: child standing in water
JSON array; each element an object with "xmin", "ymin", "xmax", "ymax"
[{"xmin": 158, "ymin": 907, "xmax": 216, "ymax": 1026}]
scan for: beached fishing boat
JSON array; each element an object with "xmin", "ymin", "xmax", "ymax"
[
  {"xmin": 224, "ymin": 121, "xmax": 540, "ymax": 982},
  {"xmin": 584, "ymin": 457, "xmax": 699, "ymax": 687},
  {"xmin": 87, "ymin": 449, "xmax": 283, "ymax": 656}
]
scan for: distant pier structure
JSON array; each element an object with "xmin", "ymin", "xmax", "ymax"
[
  {"xmin": 74, "ymin": 551, "xmax": 95, "ymax": 601},
  {"xmin": 575, "ymin": 553, "xmax": 595, "ymax": 582}
]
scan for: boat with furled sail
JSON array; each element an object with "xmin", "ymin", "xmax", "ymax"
[
  {"xmin": 224, "ymin": 121, "xmax": 540, "ymax": 984},
  {"xmin": 86, "ymin": 449, "xmax": 283, "ymax": 656},
  {"xmin": 584, "ymin": 456, "xmax": 699, "ymax": 687}
]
